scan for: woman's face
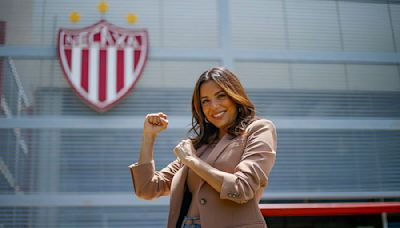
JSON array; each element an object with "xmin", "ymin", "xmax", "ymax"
[{"xmin": 199, "ymin": 80, "xmax": 237, "ymax": 136}]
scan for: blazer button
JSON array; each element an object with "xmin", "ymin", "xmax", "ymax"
[{"xmin": 200, "ymin": 198, "xmax": 207, "ymax": 205}]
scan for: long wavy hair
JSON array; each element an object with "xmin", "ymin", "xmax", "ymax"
[{"xmin": 189, "ymin": 67, "xmax": 256, "ymax": 149}]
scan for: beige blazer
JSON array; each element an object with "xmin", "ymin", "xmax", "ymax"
[{"xmin": 129, "ymin": 118, "xmax": 277, "ymax": 228}]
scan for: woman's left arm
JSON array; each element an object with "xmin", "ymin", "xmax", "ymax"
[{"xmin": 175, "ymin": 119, "xmax": 277, "ymax": 204}]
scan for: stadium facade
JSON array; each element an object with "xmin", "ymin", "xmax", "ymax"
[{"xmin": 1, "ymin": 0, "xmax": 400, "ymax": 227}]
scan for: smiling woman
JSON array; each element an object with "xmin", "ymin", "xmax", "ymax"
[
  {"xmin": 191, "ymin": 67, "xmax": 257, "ymax": 148},
  {"xmin": 129, "ymin": 66, "xmax": 277, "ymax": 228}
]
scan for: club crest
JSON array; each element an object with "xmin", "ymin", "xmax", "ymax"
[{"xmin": 57, "ymin": 20, "xmax": 148, "ymax": 112}]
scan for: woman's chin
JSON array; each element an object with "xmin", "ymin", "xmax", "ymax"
[{"xmin": 212, "ymin": 121, "xmax": 228, "ymax": 130}]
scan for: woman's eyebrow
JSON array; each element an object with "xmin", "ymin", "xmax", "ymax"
[
  {"xmin": 200, "ymin": 90, "xmax": 224, "ymax": 99},
  {"xmin": 214, "ymin": 90, "xmax": 225, "ymax": 95}
]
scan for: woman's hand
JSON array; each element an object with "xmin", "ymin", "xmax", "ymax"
[
  {"xmin": 173, "ymin": 139, "xmax": 197, "ymax": 164},
  {"xmin": 174, "ymin": 139, "xmax": 224, "ymax": 193},
  {"xmin": 143, "ymin": 112, "xmax": 169, "ymax": 137}
]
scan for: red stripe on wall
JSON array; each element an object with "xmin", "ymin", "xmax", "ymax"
[
  {"xmin": 65, "ymin": 49, "xmax": 72, "ymax": 72},
  {"xmin": 116, "ymin": 49, "xmax": 124, "ymax": 92},
  {"xmin": 81, "ymin": 49, "xmax": 89, "ymax": 92},
  {"xmin": 99, "ymin": 49, "xmax": 107, "ymax": 102},
  {"xmin": 134, "ymin": 50, "xmax": 140, "ymax": 70},
  {"xmin": 133, "ymin": 35, "xmax": 142, "ymax": 70},
  {"xmin": 259, "ymin": 202, "xmax": 400, "ymax": 217}
]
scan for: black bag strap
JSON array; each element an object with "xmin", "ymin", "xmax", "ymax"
[{"xmin": 176, "ymin": 183, "xmax": 192, "ymax": 228}]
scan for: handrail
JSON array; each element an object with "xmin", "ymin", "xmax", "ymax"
[
  {"xmin": 7, "ymin": 57, "xmax": 30, "ymax": 107},
  {"xmin": 260, "ymin": 202, "xmax": 400, "ymax": 216}
]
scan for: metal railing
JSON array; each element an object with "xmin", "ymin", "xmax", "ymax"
[{"xmin": 0, "ymin": 57, "xmax": 31, "ymax": 193}]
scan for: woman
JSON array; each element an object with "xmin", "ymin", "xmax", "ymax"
[{"xmin": 129, "ymin": 67, "xmax": 277, "ymax": 228}]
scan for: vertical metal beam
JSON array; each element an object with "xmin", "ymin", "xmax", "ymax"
[
  {"xmin": 281, "ymin": 0, "xmax": 293, "ymax": 88},
  {"xmin": 35, "ymin": 87, "xmax": 62, "ymax": 228},
  {"xmin": 32, "ymin": 0, "xmax": 47, "ymax": 226},
  {"xmin": 382, "ymin": 212, "xmax": 388, "ymax": 228},
  {"xmin": 335, "ymin": 0, "xmax": 350, "ymax": 90},
  {"xmin": 387, "ymin": 1, "xmax": 398, "ymax": 52},
  {"xmin": 0, "ymin": 20, "xmax": 5, "ymax": 102},
  {"xmin": 218, "ymin": 0, "xmax": 234, "ymax": 69}
]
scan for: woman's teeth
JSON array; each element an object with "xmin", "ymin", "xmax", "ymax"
[{"xmin": 213, "ymin": 111, "xmax": 225, "ymax": 118}]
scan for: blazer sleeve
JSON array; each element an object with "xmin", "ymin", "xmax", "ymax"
[
  {"xmin": 220, "ymin": 119, "xmax": 277, "ymax": 204},
  {"xmin": 129, "ymin": 159, "xmax": 182, "ymax": 200}
]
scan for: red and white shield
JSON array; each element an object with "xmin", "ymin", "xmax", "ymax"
[{"xmin": 57, "ymin": 20, "xmax": 148, "ymax": 112}]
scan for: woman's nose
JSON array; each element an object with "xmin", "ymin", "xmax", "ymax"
[{"xmin": 210, "ymin": 99, "xmax": 220, "ymax": 108}]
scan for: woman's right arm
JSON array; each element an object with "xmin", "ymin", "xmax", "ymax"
[
  {"xmin": 129, "ymin": 113, "xmax": 181, "ymax": 200},
  {"xmin": 138, "ymin": 112, "xmax": 168, "ymax": 163}
]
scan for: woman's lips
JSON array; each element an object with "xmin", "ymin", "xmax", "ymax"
[{"xmin": 212, "ymin": 111, "xmax": 226, "ymax": 120}]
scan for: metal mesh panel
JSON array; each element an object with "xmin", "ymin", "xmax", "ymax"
[
  {"xmin": 0, "ymin": 207, "xmax": 169, "ymax": 228},
  {"xmin": 1, "ymin": 128, "xmax": 400, "ymax": 194},
  {"xmin": 34, "ymin": 87, "xmax": 400, "ymax": 117},
  {"xmin": 270, "ymin": 129, "xmax": 400, "ymax": 192},
  {"xmin": 57, "ymin": 128, "xmax": 186, "ymax": 193}
]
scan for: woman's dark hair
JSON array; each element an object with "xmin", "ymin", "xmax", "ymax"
[{"xmin": 190, "ymin": 67, "xmax": 256, "ymax": 149}]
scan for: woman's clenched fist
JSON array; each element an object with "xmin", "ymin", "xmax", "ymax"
[{"xmin": 143, "ymin": 112, "xmax": 168, "ymax": 137}]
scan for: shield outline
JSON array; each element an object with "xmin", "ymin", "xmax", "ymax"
[{"xmin": 57, "ymin": 20, "xmax": 149, "ymax": 112}]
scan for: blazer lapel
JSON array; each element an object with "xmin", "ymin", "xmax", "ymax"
[
  {"xmin": 196, "ymin": 134, "xmax": 236, "ymax": 189},
  {"xmin": 207, "ymin": 134, "xmax": 235, "ymax": 167}
]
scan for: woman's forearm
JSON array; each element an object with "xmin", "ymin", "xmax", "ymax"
[
  {"xmin": 173, "ymin": 139, "xmax": 225, "ymax": 193},
  {"xmin": 138, "ymin": 133, "xmax": 156, "ymax": 164},
  {"xmin": 186, "ymin": 157, "xmax": 225, "ymax": 193}
]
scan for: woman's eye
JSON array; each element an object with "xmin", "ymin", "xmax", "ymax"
[
  {"xmin": 217, "ymin": 94, "xmax": 226, "ymax": 99},
  {"xmin": 201, "ymin": 100, "xmax": 209, "ymax": 105}
]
